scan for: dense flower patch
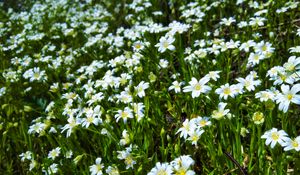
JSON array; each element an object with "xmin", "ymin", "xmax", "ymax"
[{"xmin": 0, "ymin": 0, "xmax": 300, "ymax": 174}]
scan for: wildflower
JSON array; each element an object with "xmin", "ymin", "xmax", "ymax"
[
  {"xmin": 81, "ymin": 106, "xmax": 102, "ymax": 128},
  {"xmin": 240, "ymin": 127, "xmax": 249, "ymax": 137},
  {"xmin": 282, "ymin": 136, "xmax": 300, "ymax": 151},
  {"xmin": 247, "ymin": 52, "xmax": 265, "ymax": 67},
  {"xmin": 106, "ymin": 165, "xmax": 120, "ymax": 175},
  {"xmin": 171, "ymin": 155, "xmax": 195, "ymax": 170},
  {"xmin": 211, "ymin": 102, "xmax": 230, "ymax": 120},
  {"xmin": 44, "ymin": 163, "xmax": 58, "ymax": 174},
  {"xmin": 28, "ymin": 122, "xmax": 46, "ymax": 134},
  {"xmin": 65, "ymin": 150, "xmax": 73, "ymax": 159},
  {"xmin": 187, "ymin": 129, "xmax": 204, "ymax": 146},
  {"xmin": 283, "ymin": 56, "xmax": 300, "ymax": 72},
  {"xmin": 177, "ymin": 119, "xmax": 196, "ymax": 139},
  {"xmin": 61, "ymin": 116, "xmax": 80, "ymax": 137},
  {"xmin": 135, "ymin": 81, "xmax": 149, "ymax": 98},
  {"xmin": 116, "ymin": 91, "xmax": 132, "ymax": 104},
  {"xmin": 159, "ymin": 59, "xmax": 169, "ymax": 68},
  {"xmin": 133, "ymin": 41, "xmax": 144, "ymax": 52},
  {"xmin": 117, "ymin": 146, "xmax": 136, "ymax": 169},
  {"xmin": 255, "ymin": 90, "xmax": 275, "ymax": 102},
  {"xmin": 276, "ymin": 84, "xmax": 300, "ymax": 113},
  {"xmin": 215, "ymin": 83, "xmax": 236, "ymax": 100},
  {"xmin": 115, "ymin": 107, "xmax": 134, "ymax": 123},
  {"xmin": 289, "ymin": 46, "xmax": 300, "ymax": 53},
  {"xmin": 23, "ymin": 67, "xmax": 47, "ymax": 82},
  {"xmin": 131, "ymin": 102, "xmax": 145, "ymax": 121},
  {"xmin": 0, "ymin": 87, "xmax": 6, "ymax": 97},
  {"xmin": 120, "ymin": 130, "xmax": 130, "ymax": 146},
  {"xmin": 249, "ymin": 17, "xmax": 266, "ymax": 27},
  {"xmin": 90, "ymin": 157, "xmax": 104, "ymax": 175},
  {"xmin": 239, "ymin": 40, "xmax": 256, "ymax": 52},
  {"xmin": 148, "ymin": 162, "xmax": 173, "ymax": 175},
  {"xmin": 261, "ymin": 128, "xmax": 289, "ymax": 148},
  {"xmin": 29, "ymin": 160, "xmax": 37, "ymax": 171},
  {"xmin": 183, "ymin": 77, "xmax": 211, "ymax": 98},
  {"xmin": 236, "ymin": 74, "xmax": 261, "ymax": 91},
  {"xmin": 205, "ymin": 71, "xmax": 221, "ymax": 81},
  {"xmin": 220, "ymin": 17, "xmax": 236, "ymax": 26},
  {"xmin": 254, "ymin": 41, "xmax": 274, "ymax": 56},
  {"xmin": 252, "ymin": 112, "xmax": 264, "ymax": 125},
  {"xmin": 155, "ymin": 36, "xmax": 175, "ymax": 53},
  {"xmin": 19, "ymin": 151, "xmax": 33, "ymax": 162},
  {"xmin": 168, "ymin": 81, "xmax": 183, "ymax": 93},
  {"xmin": 194, "ymin": 116, "xmax": 211, "ymax": 128},
  {"xmin": 48, "ymin": 147, "xmax": 61, "ymax": 160}
]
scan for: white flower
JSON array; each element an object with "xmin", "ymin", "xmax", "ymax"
[
  {"xmin": 282, "ymin": 136, "xmax": 300, "ymax": 151},
  {"xmin": 147, "ymin": 162, "xmax": 173, "ymax": 175},
  {"xmin": 283, "ymin": 56, "xmax": 300, "ymax": 72},
  {"xmin": 183, "ymin": 77, "xmax": 211, "ymax": 98},
  {"xmin": 135, "ymin": 81, "xmax": 149, "ymax": 98},
  {"xmin": 220, "ymin": 17, "xmax": 236, "ymax": 26},
  {"xmin": 81, "ymin": 106, "xmax": 102, "ymax": 128},
  {"xmin": 261, "ymin": 128, "xmax": 289, "ymax": 148},
  {"xmin": 117, "ymin": 146, "xmax": 136, "ymax": 169},
  {"xmin": 48, "ymin": 147, "xmax": 61, "ymax": 160},
  {"xmin": 187, "ymin": 129, "xmax": 204, "ymax": 146},
  {"xmin": 61, "ymin": 116, "xmax": 80, "ymax": 137},
  {"xmin": 276, "ymin": 84, "xmax": 300, "ymax": 113},
  {"xmin": 215, "ymin": 83, "xmax": 236, "ymax": 100},
  {"xmin": 194, "ymin": 116, "xmax": 211, "ymax": 128},
  {"xmin": 255, "ymin": 90, "xmax": 275, "ymax": 102},
  {"xmin": 205, "ymin": 71, "xmax": 221, "ymax": 81},
  {"xmin": 176, "ymin": 119, "xmax": 196, "ymax": 139},
  {"xmin": 171, "ymin": 155, "xmax": 194, "ymax": 169},
  {"xmin": 168, "ymin": 81, "xmax": 183, "ymax": 93},
  {"xmin": 236, "ymin": 75, "xmax": 261, "ymax": 91},
  {"xmin": 44, "ymin": 163, "xmax": 58, "ymax": 174},
  {"xmin": 131, "ymin": 102, "xmax": 145, "ymax": 122},
  {"xmin": 90, "ymin": 157, "xmax": 104, "ymax": 175},
  {"xmin": 289, "ymin": 46, "xmax": 300, "ymax": 53},
  {"xmin": 159, "ymin": 59, "xmax": 169, "ymax": 68},
  {"xmin": 19, "ymin": 151, "xmax": 33, "ymax": 162},
  {"xmin": 28, "ymin": 122, "xmax": 46, "ymax": 134},
  {"xmin": 106, "ymin": 165, "xmax": 120, "ymax": 175},
  {"xmin": 120, "ymin": 130, "xmax": 130, "ymax": 146},
  {"xmin": 115, "ymin": 107, "xmax": 133, "ymax": 123},
  {"xmin": 247, "ymin": 52, "xmax": 265, "ymax": 67},
  {"xmin": 155, "ymin": 36, "xmax": 175, "ymax": 53},
  {"xmin": 211, "ymin": 102, "xmax": 230, "ymax": 120}
]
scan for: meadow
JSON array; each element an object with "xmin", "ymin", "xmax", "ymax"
[{"xmin": 0, "ymin": 0, "xmax": 300, "ymax": 174}]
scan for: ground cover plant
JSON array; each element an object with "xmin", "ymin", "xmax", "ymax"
[{"xmin": 0, "ymin": 0, "xmax": 300, "ymax": 174}]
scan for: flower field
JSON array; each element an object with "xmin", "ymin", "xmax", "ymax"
[{"xmin": 0, "ymin": 0, "xmax": 300, "ymax": 174}]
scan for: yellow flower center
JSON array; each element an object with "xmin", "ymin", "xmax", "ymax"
[
  {"xmin": 175, "ymin": 168, "xmax": 187, "ymax": 175},
  {"xmin": 271, "ymin": 132, "xmax": 279, "ymax": 141},
  {"xmin": 135, "ymin": 44, "xmax": 141, "ymax": 49},
  {"xmin": 292, "ymin": 140, "xmax": 299, "ymax": 148},
  {"xmin": 287, "ymin": 93, "xmax": 293, "ymax": 101},
  {"xmin": 223, "ymin": 87, "xmax": 231, "ymax": 95},
  {"xmin": 200, "ymin": 120, "xmax": 207, "ymax": 127},
  {"xmin": 194, "ymin": 84, "xmax": 202, "ymax": 91},
  {"xmin": 157, "ymin": 170, "xmax": 168, "ymax": 175},
  {"xmin": 96, "ymin": 164, "xmax": 103, "ymax": 171},
  {"xmin": 33, "ymin": 72, "xmax": 40, "ymax": 79},
  {"xmin": 121, "ymin": 111, "xmax": 128, "ymax": 118},
  {"xmin": 163, "ymin": 41, "xmax": 169, "ymax": 48},
  {"xmin": 261, "ymin": 45, "xmax": 267, "ymax": 51},
  {"xmin": 87, "ymin": 116, "xmax": 94, "ymax": 123}
]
